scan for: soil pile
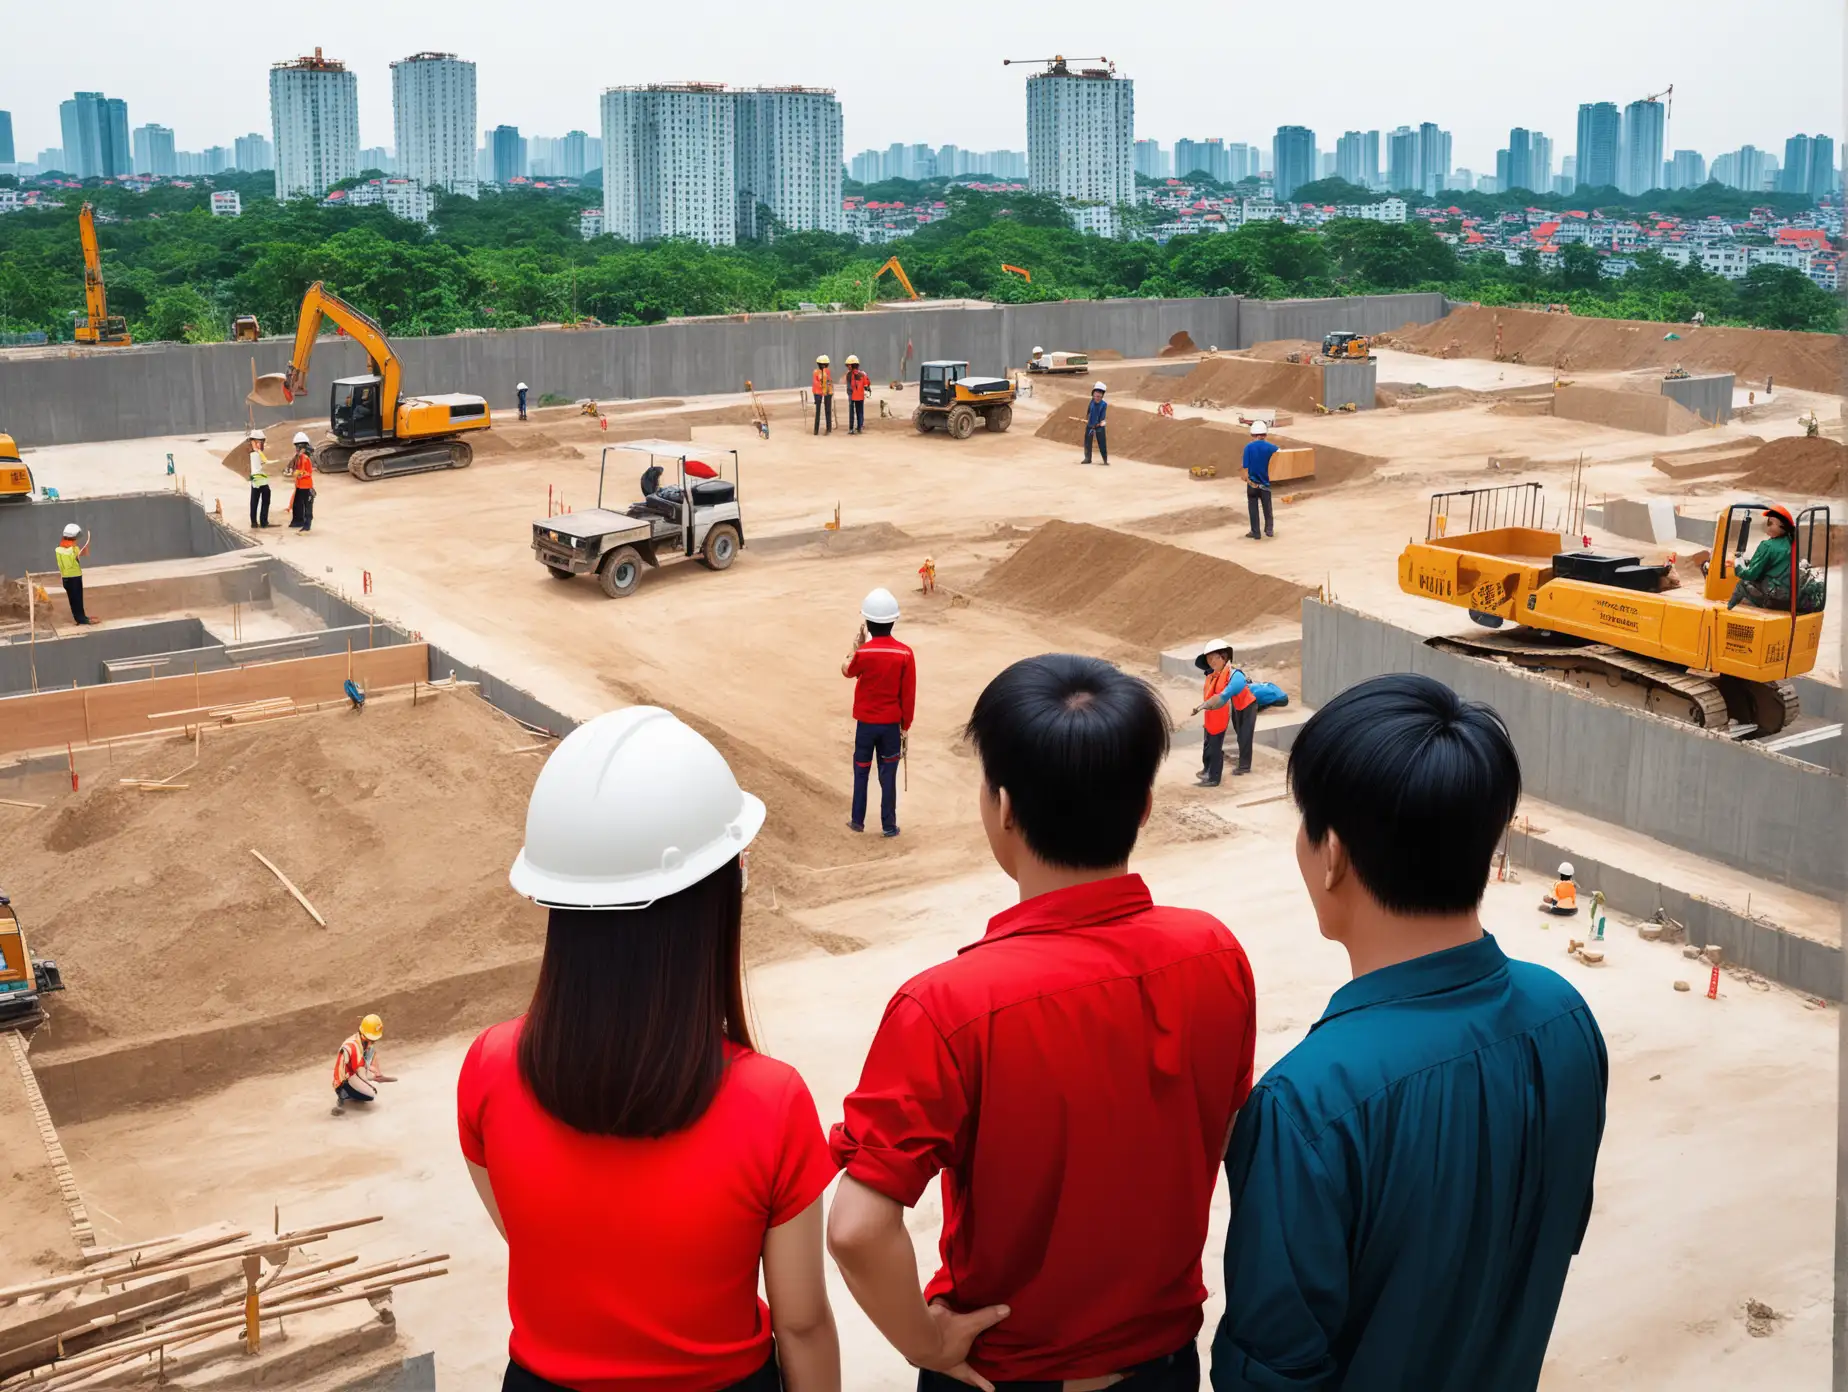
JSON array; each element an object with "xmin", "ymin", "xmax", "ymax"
[
  {"xmin": 1651, "ymin": 437, "xmax": 1767, "ymax": 480},
  {"xmin": 976, "ymin": 520, "xmax": 1314, "ymax": 648},
  {"xmin": 1156, "ymin": 357, "xmax": 1327, "ymax": 413},
  {"xmin": 1035, "ymin": 398, "xmax": 1380, "ymax": 487},
  {"xmin": 1159, "ymin": 331, "xmax": 1198, "ymax": 357},
  {"xmin": 1384, "ymin": 306, "xmax": 1845, "ymax": 392},
  {"xmin": 1552, "ymin": 385, "xmax": 1704, "ymax": 435},
  {"xmin": 1733, "ymin": 436, "xmax": 1846, "ymax": 496},
  {"xmin": 1243, "ymin": 339, "xmax": 1320, "ymax": 362}
]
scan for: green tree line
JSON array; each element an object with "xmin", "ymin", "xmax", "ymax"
[{"xmin": 0, "ymin": 171, "xmax": 1837, "ymax": 344}]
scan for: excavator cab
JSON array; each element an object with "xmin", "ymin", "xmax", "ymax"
[
  {"xmin": 331, "ymin": 376, "xmax": 386, "ymax": 443},
  {"xmin": 1707, "ymin": 502, "xmax": 1832, "ymax": 615},
  {"xmin": 0, "ymin": 892, "xmax": 63, "ymax": 1031}
]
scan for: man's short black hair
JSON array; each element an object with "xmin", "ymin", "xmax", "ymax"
[
  {"xmin": 964, "ymin": 654, "xmax": 1170, "ymax": 869},
  {"xmin": 1288, "ymin": 672, "xmax": 1521, "ymax": 915},
  {"xmin": 866, "ymin": 620, "xmax": 894, "ymax": 638}
]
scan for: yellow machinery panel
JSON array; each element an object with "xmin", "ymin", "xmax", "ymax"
[{"xmin": 398, "ymin": 396, "xmax": 493, "ymax": 441}]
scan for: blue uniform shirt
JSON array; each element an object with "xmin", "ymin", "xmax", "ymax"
[
  {"xmin": 1242, "ymin": 439, "xmax": 1277, "ymax": 487},
  {"xmin": 1211, "ymin": 933, "xmax": 1606, "ymax": 1391},
  {"xmin": 1086, "ymin": 397, "xmax": 1107, "ymax": 429}
]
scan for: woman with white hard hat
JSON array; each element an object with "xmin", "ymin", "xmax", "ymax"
[
  {"xmin": 461, "ymin": 708, "xmax": 840, "ymax": 1392},
  {"xmin": 1081, "ymin": 381, "xmax": 1108, "ymax": 465},
  {"xmin": 247, "ymin": 430, "xmax": 274, "ymax": 530},
  {"xmin": 841, "ymin": 587, "xmax": 915, "ymax": 837}
]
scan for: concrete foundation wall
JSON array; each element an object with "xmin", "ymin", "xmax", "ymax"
[
  {"xmin": 1301, "ymin": 599, "xmax": 1846, "ymax": 896},
  {"xmin": 0, "ymin": 618, "xmax": 208, "ymax": 696},
  {"xmin": 1321, "ymin": 359, "xmax": 1378, "ymax": 411},
  {"xmin": 0, "ymin": 294, "xmax": 1450, "ymax": 447},
  {"xmin": 1662, "ymin": 372, "xmax": 1734, "ymax": 425},
  {"xmin": 1553, "ymin": 384, "xmax": 1702, "ymax": 435},
  {"xmin": 0, "ymin": 494, "xmax": 248, "ymax": 574}
]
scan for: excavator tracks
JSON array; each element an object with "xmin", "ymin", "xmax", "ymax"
[
  {"xmin": 1428, "ymin": 632, "xmax": 1799, "ymax": 736},
  {"xmin": 347, "ymin": 439, "xmax": 474, "ymax": 482}
]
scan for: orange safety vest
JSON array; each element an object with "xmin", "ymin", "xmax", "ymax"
[
  {"xmin": 1552, "ymin": 880, "xmax": 1578, "ymax": 908},
  {"xmin": 847, "ymin": 369, "xmax": 869, "ymax": 401},
  {"xmin": 812, "ymin": 368, "xmax": 833, "ymax": 397},
  {"xmin": 292, "ymin": 450, "xmax": 314, "ymax": 488},
  {"xmin": 332, "ymin": 1033, "xmax": 370, "ymax": 1087},
  {"xmin": 1203, "ymin": 668, "xmax": 1232, "ymax": 735}
]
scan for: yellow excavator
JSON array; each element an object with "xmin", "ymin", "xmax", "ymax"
[
  {"xmin": 1, "ymin": 433, "xmax": 35, "ymax": 502},
  {"xmin": 74, "ymin": 204, "xmax": 131, "ymax": 346},
  {"xmin": 1399, "ymin": 482, "xmax": 1830, "ymax": 736},
  {"xmin": 0, "ymin": 890, "xmax": 64, "ymax": 1032},
  {"xmin": 250, "ymin": 282, "xmax": 491, "ymax": 481},
  {"xmin": 873, "ymin": 256, "xmax": 919, "ymax": 301}
]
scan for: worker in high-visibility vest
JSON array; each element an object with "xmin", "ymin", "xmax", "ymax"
[
  {"xmin": 844, "ymin": 355, "xmax": 870, "ymax": 435},
  {"xmin": 53, "ymin": 523, "xmax": 95, "ymax": 625},
  {"xmin": 812, "ymin": 355, "xmax": 834, "ymax": 436},
  {"xmin": 246, "ymin": 429, "xmax": 273, "ymax": 529},
  {"xmin": 286, "ymin": 432, "xmax": 316, "ymax": 533},
  {"xmin": 332, "ymin": 1013, "xmax": 396, "ymax": 1114},
  {"xmin": 1192, "ymin": 639, "xmax": 1260, "ymax": 783},
  {"xmin": 1540, "ymin": 862, "xmax": 1580, "ymax": 916}
]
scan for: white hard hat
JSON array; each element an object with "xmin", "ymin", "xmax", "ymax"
[
  {"xmin": 1092, "ymin": 381, "xmax": 1107, "ymax": 392},
  {"xmin": 62, "ymin": 523, "xmax": 82, "ymax": 539},
  {"xmin": 1032, "ymin": 345, "xmax": 1045, "ymax": 354},
  {"xmin": 510, "ymin": 708, "xmax": 765, "ymax": 910},
  {"xmin": 1558, "ymin": 861, "xmax": 1575, "ymax": 878},
  {"xmin": 292, "ymin": 431, "xmax": 311, "ymax": 445},
  {"xmin": 861, "ymin": 587, "xmax": 900, "ymax": 623},
  {"xmin": 1250, "ymin": 419, "xmax": 1270, "ymax": 435},
  {"xmin": 517, "ymin": 381, "xmax": 528, "ymax": 390},
  {"xmin": 816, "ymin": 354, "xmax": 830, "ymax": 365},
  {"xmin": 248, "ymin": 429, "xmax": 266, "ymax": 441},
  {"xmin": 845, "ymin": 354, "xmax": 860, "ymax": 365}
]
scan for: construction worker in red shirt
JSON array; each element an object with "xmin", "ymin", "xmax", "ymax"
[
  {"xmin": 331, "ymin": 1013, "xmax": 395, "ymax": 1114},
  {"xmin": 812, "ymin": 355, "xmax": 835, "ymax": 436},
  {"xmin": 286, "ymin": 432, "xmax": 316, "ymax": 533},
  {"xmin": 842, "ymin": 587, "xmax": 915, "ymax": 837},
  {"xmin": 1191, "ymin": 639, "xmax": 1259, "ymax": 782},
  {"xmin": 844, "ymin": 355, "xmax": 870, "ymax": 435}
]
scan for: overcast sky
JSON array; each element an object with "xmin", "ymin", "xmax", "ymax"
[{"xmin": 9, "ymin": 1, "xmax": 1842, "ymax": 173}]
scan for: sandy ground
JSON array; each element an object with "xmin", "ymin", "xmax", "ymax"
[{"xmin": 55, "ymin": 821, "xmax": 1834, "ymax": 1391}]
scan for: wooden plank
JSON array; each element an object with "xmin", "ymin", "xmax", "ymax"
[{"xmin": 250, "ymin": 850, "xmax": 326, "ymax": 928}]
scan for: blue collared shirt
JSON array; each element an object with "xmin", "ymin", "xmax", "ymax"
[
  {"xmin": 1211, "ymin": 933, "xmax": 1606, "ymax": 1391},
  {"xmin": 1242, "ymin": 439, "xmax": 1277, "ymax": 487},
  {"xmin": 1086, "ymin": 397, "xmax": 1107, "ymax": 429}
]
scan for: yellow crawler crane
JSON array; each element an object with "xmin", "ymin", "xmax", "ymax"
[{"xmin": 1398, "ymin": 482, "xmax": 1830, "ymax": 736}]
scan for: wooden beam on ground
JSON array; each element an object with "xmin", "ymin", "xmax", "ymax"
[{"xmin": 249, "ymin": 849, "xmax": 325, "ymax": 928}]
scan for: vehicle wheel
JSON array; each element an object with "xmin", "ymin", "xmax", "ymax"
[
  {"xmin": 702, "ymin": 523, "xmax": 739, "ymax": 571},
  {"xmin": 984, "ymin": 404, "xmax": 1013, "ymax": 433},
  {"xmin": 546, "ymin": 565, "xmax": 575, "ymax": 580},
  {"xmin": 913, "ymin": 407, "xmax": 933, "ymax": 434},
  {"xmin": 947, "ymin": 405, "xmax": 977, "ymax": 440},
  {"xmin": 450, "ymin": 441, "xmax": 473, "ymax": 469},
  {"xmin": 598, "ymin": 546, "xmax": 643, "ymax": 598}
]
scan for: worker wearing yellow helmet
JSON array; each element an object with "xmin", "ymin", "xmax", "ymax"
[
  {"xmin": 331, "ymin": 1013, "xmax": 397, "ymax": 1114},
  {"xmin": 812, "ymin": 355, "xmax": 835, "ymax": 436},
  {"xmin": 844, "ymin": 354, "xmax": 870, "ymax": 435}
]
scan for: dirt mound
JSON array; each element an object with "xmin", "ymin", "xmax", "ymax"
[
  {"xmin": 1733, "ymin": 436, "xmax": 1846, "ymax": 496},
  {"xmin": 1388, "ymin": 306, "xmax": 1845, "ymax": 392},
  {"xmin": 1124, "ymin": 505, "xmax": 1249, "ymax": 536},
  {"xmin": 1243, "ymin": 339, "xmax": 1320, "ymax": 363},
  {"xmin": 976, "ymin": 520, "xmax": 1314, "ymax": 649},
  {"xmin": 1552, "ymin": 385, "xmax": 1703, "ymax": 435},
  {"xmin": 1035, "ymin": 399, "xmax": 1380, "ymax": 488},
  {"xmin": 1651, "ymin": 437, "xmax": 1768, "ymax": 480},
  {"xmin": 1159, "ymin": 331, "xmax": 1198, "ymax": 357},
  {"xmin": 1159, "ymin": 358, "xmax": 1327, "ymax": 413}
]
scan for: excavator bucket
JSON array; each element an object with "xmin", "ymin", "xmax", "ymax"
[{"xmin": 248, "ymin": 374, "xmax": 292, "ymax": 407}]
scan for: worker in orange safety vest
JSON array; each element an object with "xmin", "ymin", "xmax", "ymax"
[
  {"xmin": 844, "ymin": 354, "xmax": 870, "ymax": 435},
  {"xmin": 812, "ymin": 355, "xmax": 835, "ymax": 436},
  {"xmin": 1191, "ymin": 639, "xmax": 1259, "ymax": 785},
  {"xmin": 332, "ymin": 1013, "xmax": 397, "ymax": 1114},
  {"xmin": 1540, "ymin": 863, "xmax": 1580, "ymax": 916}
]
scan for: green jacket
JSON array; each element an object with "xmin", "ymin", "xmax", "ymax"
[{"xmin": 1736, "ymin": 533, "xmax": 1792, "ymax": 586}]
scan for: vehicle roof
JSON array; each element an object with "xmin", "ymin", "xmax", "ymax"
[
  {"xmin": 920, "ymin": 359, "xmax": 970, "ymax": 368},
  {"xmin": 333, "ymin": 374, "xmax": 384, "ymax": 386},
  {"xmin": 538, "ymin": 508, "xmax": 651, "ymax": 539}
]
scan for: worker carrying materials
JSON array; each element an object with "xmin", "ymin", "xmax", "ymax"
[
  {"xmin": 812, "ymin": 356, "xmax": 835, "ymax": 436},
  {"xmin": 1728, "ymin": 505, "xmax": 1801, "ymax": 612},
  {"xmin": 247, "ymin": 430, "xmax": 273, "ymax": 529},
  {"xmin": 1081, "ymin": 382, "xmax": 1108, "ymax": 465},
  {"xmin": 841, "ymin": 588, "xmax": 915, "ymax": 838},
  {"xmin": 54, "ymin": 522, "xmax": 94, "ymax": 625},
  {"xmin": 332, "ymin": 1013, "xmax": 396, "ymax": 1114},
  {"xmin": 918, "ymin": 555, "xmax": 936, "ymax": 595},
  {"xmin": 287, "ymin": 432, "xmax": 316, "ymax": 533},
  {"xmin": 517, "ymin": 381, "xmax": 530, "ymax": 421},
  {"xmin": 1191, "ymin": 640, "xmax": 1259, "ymax": 783},
  {"xmin": 844, "ymin": 355, "xmax": 870, "ymax": 436},
  {"xmin": 1540, "ymin": 863, "xmax": 1580, "ymax": 916},
  {"xmin": 1244, "ymin": 421, "xmax": 1277, "ymax": 540}
]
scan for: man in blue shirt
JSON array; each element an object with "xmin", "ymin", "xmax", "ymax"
[
  {"xmin": 1081, "ymin": 382, "xmax": 1109, "ymax": 465},
  {"xmin": 1242, "ymin": 422, "xmax": 1277, "ymax": 539},
  {"xmin": 1212, "ymin": 672, "xmax": 1607, "ymax": 1392}
]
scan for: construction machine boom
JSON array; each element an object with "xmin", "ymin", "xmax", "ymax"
[
  {"xmin": 873, "ymin": 256, "xmax": 920, "ymax": 301},
  {"xmin": 74, "ymin": 204, "xmax": 131, "ymax": 347}
]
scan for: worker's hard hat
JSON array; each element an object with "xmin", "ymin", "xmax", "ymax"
[
  {"xmin": 1250, "ymin": 420, "xmax": 1270, "ymax": 435},
  {"xmin": 1763, "ymin": 505, "xmax": 1795, "ymax": 528},
  {"xmin": 61, "ymin": 523, "xmax": 81, "ymax": 539},
  {"xmin": 248, "ymin": 429, "xmax": 267, "ymax": 441},
  {"xmin": 816, "ymin": 354, "xmax": 830, "ymax": 365},
  {"xmin": 861, "ymin": 587, "xmax": 901, "ymax": 623},
  {"xmin": 517, "ymin": 382, "xmax": 528, "ymax": 391},
  {"xmin": 1193, "ymin": 639, "xmax": 1236, "ymax": 672},
  {"xmin": 359, "ymin": 1014, "xmax": 384, "ymax": 1041},
  {"xmin": 1558, "ymin": 862, "xmax": 1575, "ymax": 879},
  {"xmin": 845, "ymin": 354, "xmax": 860, "ymax": 365},
  {"xmin": 510, "ymin": 707, "xmax": 764, "ymax": 910},
  {"xmin": 1032, "ymin": 345, "xmax": 1045, "ymax": 354},
  {"xmin": 292, "ymin": 431, "xmax": 311, "ymax": 446},
  {"xmin": 1092, "ymin": 381, "xmax": 1107, "ymax": 393}
]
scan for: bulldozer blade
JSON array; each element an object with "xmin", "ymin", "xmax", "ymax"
[{"xmin": 248, "ymin": 374, "xmax": 291, "ymax": 407}]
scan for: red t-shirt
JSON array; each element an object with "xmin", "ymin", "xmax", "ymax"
[
  {"xmin": 458, "ymin": 1020, "xmax": 837, "ymax": 1392},
  {"xmin": 829, "ymin": 874, "xmax": 1256, "ymax": 1382},
  {"xmin": 846, "ymin": 634, "xmax": 916, "ymax": 729}
]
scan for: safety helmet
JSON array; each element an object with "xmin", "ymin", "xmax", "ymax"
[
  {"xmin": 510, "ymin": 707, "xmax": 765, "ymax": 910},
  {"xmin": 1557, "ymin": 862, "xmax": 1575, "ymax": 879},
  {"xmin": 1092, "ymin": 381, "xmax": 1107, "ymax": 393},
  {"xmin": 1762, "ymin": 505, "xmax": 1795, "ymax": 530},
  {"xmin": 816, "ymin": 354, "xmax": 830, "ymax": 366},
  {"xmin": 248, "ymin": 428, "xmax": 267, "ymax": 441},
  {"xmin": 845, "ymin": 354, "xmax": 860, "ymax": 365},
  {"xmin": 359, "ymin": 1013, "xmax": 384, "ymax": 1040},
  {"xmin": 1032, "ymin": 345, "xmax": 1045, "ymax": 354},
  {"xmin": 61, "ymin": 523, "xmax": 81, "ymax": 539},
  {"xmin": 517, "ymin": 381, "xmax": 528, "ymax": 391},
  {"xmin": 1251, "ymin": 419, "xmax": 1270, "ymax": 435},
  {"xmin": 292, "ymin": 431, "xmax": 311, "ymax": 446},
  {"xmin": 861, "ymin": 587, "xmax": 900, "ymax": 623},
  {"xmin": 1193, "ymin": 638, "xmax": 1235, "ymax": 672}
]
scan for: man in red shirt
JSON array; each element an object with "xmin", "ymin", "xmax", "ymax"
[
  {"xmin": 841, "ymin": 586, "xmax": 915, "ymax": 839},
  {"xmin": 827, "ymin": 653, "xmax": 1257, "ymax": 1390}
]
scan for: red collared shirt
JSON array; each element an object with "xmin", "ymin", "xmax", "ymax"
[
  {"xmin": 829, "ymin": 874, "xmax": 1256, "ymax": 1381},
  {"xmin": 846, "ymin": 634, "xmax": 916, "ymax": 729}
]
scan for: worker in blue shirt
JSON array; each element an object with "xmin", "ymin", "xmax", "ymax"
[
  {"xmin": 1242, "ymin": 421, "xmax": 1277, "ymax": 539},
  {"xmin": 1212, "ymin": 672, "xmax": 1607, "ymax": 1392},
  {"xmin": 1080, "ymin": 382, "xmax": 1109, "ymax": 465}
]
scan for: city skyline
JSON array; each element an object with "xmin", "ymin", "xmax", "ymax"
[{"xmin": 2, "ymin": 2, "xmax": 1838, "ymax": 177}]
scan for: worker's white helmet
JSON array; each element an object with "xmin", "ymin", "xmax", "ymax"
[
  {"xmin": 248, "ymin": 428, "xmax": 267, "ymax": 441},
  {"xmin": 292, "ymin": 431, "xmax": 311, "ymax": 446},
  {"xmin": 510, "ymin": 708, "xmax": 764, "ymax": 910},
  {"xmin": 861, "ymin": 587, "xmax": 900, "ymax": 623},
  {"xmin": 1032, "ymin": 345, "xmax": 1045, "ymax": 354},
  {"xmin": 1092, "ymin": 381, "xmax": 1108, "ymax": 393},
  {"xmin": 61, "ymin": 523, "xmax": 81, "ymax": 539},
  {"xmin": 1250, "ymin": 419, "xmax": 1270, "ymax": 435},
  {"xmin": 517, "ymin": 381, "xmax": 528, "ymax": 391},
  {"xmin": 816, "ymin": 354, "xmax": 830, "ymax": 366},
  {"xmin": 1558, "ymin": 861, "xmax": 1575, "ymax": 879},
  {"xmin": 845, "ymin": 354, "xmax": 861, "ymax": 365}
]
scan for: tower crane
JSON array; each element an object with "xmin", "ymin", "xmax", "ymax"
[{"xmin": 1002, "ymin": 55, "xmax": 1116, "ymax": 75}]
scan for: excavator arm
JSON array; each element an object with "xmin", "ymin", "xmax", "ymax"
[
  {"xmin": 873, "ymin": 256, "xmax": 920, "ymax": 301},
  {"xmin": 275, "ymin": 282, "xmax": 401, "ymax": 431},
  {"xmin": 79, "ymin": 204, "xmax": 108, "ymax": 327}
]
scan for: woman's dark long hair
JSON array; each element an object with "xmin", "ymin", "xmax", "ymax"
[{"xmin": 518, "ymin": 857, "xmax": 753, "ymax": 1137}]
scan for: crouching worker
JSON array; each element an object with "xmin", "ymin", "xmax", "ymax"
[
  {"xmin": 462, "ymin": 708, "xmax": 841, "ymax": 1392},
  {"xmin": 332, "ymin": 1014, "xmax": 394, "ymax": 1113},
  {"xmin": 1541, "ymin": 861, "xmax": 1580, "ymax": 916}
]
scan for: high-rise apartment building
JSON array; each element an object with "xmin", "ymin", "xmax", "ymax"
[
  {"xmin": 1574, "ymin": 102, "xmax": 1621, "ymax": 190},
  {"xmin": 1271, "ymin": 125, "xmax": 1315, "ymax": 201},
  {"xmin": 133, "ymin": 124, "xmax": 176, "ymax": 177},
  {"xmin": 1712, "ymin": 146, "xmax": 1773, "ymax": 192},
  {"xmin": 733, "ymin": 86, "xmax": 842, "ymax": 238},
  {"xmin": 1620, "ymin": 98, "xmax": 1665, "ymax": 195},
  {"xmin": 849, "ymin": 149, "xmax": 882, "ymax": 183},
  {"xmin": 602, "ymin": 83, "xmax": 736, "ymax": 245},
  {"xmin": 1530, "ymin": 133, "xmax": 1552, "ymax": 192},
  {"xmin": 1385, "ymin": 125, "xmax": 1418, "ymax": 191},
  {"xmin": 1334, "ymin": 130, "xmax": 1375, "ymax": 188},
  {"xmin": 60, "ymin": 92, "xmax": 132, "ymax": 179},
  {"xmin": 1665, "ymin": 149, "xmax": 1706, "ymax": 190},
  {"xmin": 1504, "ymin": 128, "xmax": 1537, "ymax": 192},
  {"xmin": 392, "ymin": 52, "xmax": 477, "ymax": 197},
  {"xmin": 1416, "ymin": 123, "xmax": 1449, "ymax": 195},
  {"xmin": 1781, "ymin": 134, "xmax": 1837, "ymax": 199},
  {"xmin": 1223, "ymin": 143, "xmax": 1258, "ymax": 184},
  {"xmin": 1024, "ymin": 57, "xmax": 1135, "ymax": 235},
  {"xmin": 558, "ymin": 130, "xmax": 587, "ymax": 179},
  {"xmin": 270, "ymin": 49, "xmax": 359, "ymax": 200},
  {"xmin": 360, "ymin": 146, "xmax": 394, "ymax": 173},
  {"xmin": 1174, "ymin": 138, "xmax": 1229, "ymax": 182},
  {"xmin": 233, "ymin": 133, "xmax": 273, "ymax": 171},
  {"xmin": 490, "ymin": 126, "xmax": 525, "ymax": 184},
  {"xmin": 1133, "ymin": 138, "xmax": 1168, "ymax": 179},
  {"xmin": 0, "ymin": 112, "xmax": 14, "ymax": 166}
]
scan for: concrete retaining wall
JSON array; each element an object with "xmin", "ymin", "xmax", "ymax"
[
  {"xmin": 0, "ymin": 618, "xmax": 208, "ymax": 696},
  {"xmin": 1321, "ymin": 359, "xmax": 1378, "ymax": 411},
  {"xmin": 1661, "ymin": 372, "xmax": 1734, "ymax": 425},
  {"xmin": 1301, "ymin": 599, "xmax": 1846, "ymax": 896},
  {"xmin": 0, "ymin": 493, "xmax": 248, "ymax": 573},
  {"xmin": 1553, "ymin": 384, "xmax": 1702, "ymax": 435},
  {"xmin": 0, "ymin": 294, "xmax": 1450, "ymax": 447}
]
